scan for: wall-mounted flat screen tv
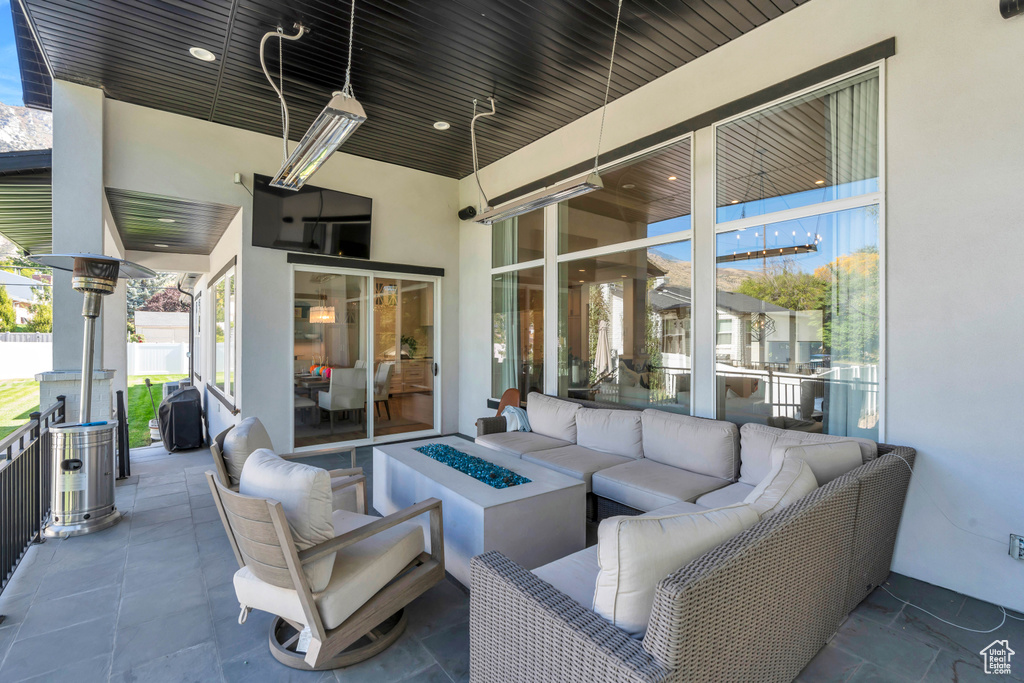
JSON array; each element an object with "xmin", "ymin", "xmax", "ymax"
[{"xmin": 252, "ymin": 174, "xmax": 372, "ymax": 259}]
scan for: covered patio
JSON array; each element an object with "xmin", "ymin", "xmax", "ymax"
[{"xmin": 1, "ymin": 0, "xmax": 1022, "ymax": 681}]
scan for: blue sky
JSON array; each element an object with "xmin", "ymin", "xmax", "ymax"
[{"xmin": 0, "ymin": 0, "xmax": 23, "ymax": 106}]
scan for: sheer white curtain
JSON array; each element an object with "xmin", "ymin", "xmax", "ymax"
[{"xmin": 497, "ymin": 218, "xmax": 521, "ymax": 394}]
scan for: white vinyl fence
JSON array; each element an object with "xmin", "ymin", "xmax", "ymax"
[
  {"xmin": 127, "ymin": 343, "xmax": 189, "ymax": 375},
  {"xmin": 0, "ymin": 342, "xmax": 52, "ymax": 380}
]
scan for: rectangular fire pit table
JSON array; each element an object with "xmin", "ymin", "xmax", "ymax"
[{"xmin": 373, "ymin": 436, "xmax": 586, "ymax": 587}]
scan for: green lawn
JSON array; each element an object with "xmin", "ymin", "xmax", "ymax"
[
  {"xmin": 0, "ymin": 375, "xmax": 189, "ymax": 448},
  {"xmin": 0, "ymin": 379, "xmax": 40, "ymax": 442},
  {"xmin": 127, "ymin": 375, "xmax": 188, "ymax": 448}
]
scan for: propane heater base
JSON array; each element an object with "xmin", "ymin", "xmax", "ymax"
[{"xmin": 44, "ymin": 509, "xmax": 122, "ymax": 539}]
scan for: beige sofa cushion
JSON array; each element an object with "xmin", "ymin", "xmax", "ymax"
[
  {"xmin": 592, "ymin": 459, "xmax": 729, "ymax": 512},
  {"xmin": 521, "ymin": 445, "xmax": 632, "ymax": 492},
  {"xmin": 233, "ymin": 508, "xmax": 424, "ymax": 630},
  {"xmin": 738, "ymin": 422, "xmax": 877, "ymax": 486},
  {"xmin": 531, "ymin": 545, "xmax": 599, "ymax": 609},
  {"xmin": 222, "ymin": 417, "xmax": 274, "ymax": 486},
  {"xmin": 526, "ymin": 393, "xmax": 580, "ymax": 442},
  {"xmin": 576, "ymin": 408, "xmax": 644, "ymax": 459},
  {"xmin": 743, "ymin": 456, "xmax": 818, "ymax": 518},
  {"xmin": 641, "ymin": 410, "xmax": 739, "ymax": 480},
  {"xmin": 475, "ymin": 431, "xmax": 571, "ymax": 458},
  {"xmin": 771, "ymin": 441, "xmax": 863, "ymax": 485},
  {"xmin": 695, "ymin": 482, "xmax": 756, "ymax": 509},
  {"xmin": 239, "ymin": 449, "xmax": 335, "ymax": 592},
  {"xmin": 594, "ymin": 503, "xmax": 760, "ymax": 637}
]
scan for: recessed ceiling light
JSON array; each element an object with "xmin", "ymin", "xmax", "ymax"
[
  {"xmin": 157, "ymin": 218, "xmax": 175, "ymax": 223},
  {"xmin": 667, "ymin": 175, "xmax": 677, "ymax": 181},
  {"xmin": 621, "ymin": 183, "xmax": 635, "ymax": 190},
  {"xmin": 154, "ymin": 244, "xmax": 169, "ymax": 248},
  {"xmin": 189, "ymin": 47, "xmax": 216, "ymax": 62},
  {"xmin": 578, "ymin": 269, "xmax": 585, "ymax": 272},
  {"xmin": 621, "ymin": 274, "xmax": 627, "ymax": 277},
  {"xmin": 814, "ymin": 179, "xmax": 825, "ymax": 185},
  {"xmin": 433, "ymin": 121, "xmax": 451, "ymax": 130},
  {"xmin": 579, "ymin": 280, "xmax": 584, "ymax": 283},
  {"xmin": 730, "ymin": 199, "xmax": 739, "ymax": 204}
]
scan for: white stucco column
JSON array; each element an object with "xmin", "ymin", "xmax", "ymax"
[{"xmin": 47, "ymin": 81, "xmax": 112, "ymax": 421}]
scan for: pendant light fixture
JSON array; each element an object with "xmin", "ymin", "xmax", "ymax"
[
  {"xmin": 261, "ymin": 1, "xmax": 367, "ymax": 191},
  {"xmin": 469, "ymin": 0, "xmax": 625, "ymax": 224},
  {"xmin": 310, "ymin": 288, "xmax": 336, "ymax": 324}
]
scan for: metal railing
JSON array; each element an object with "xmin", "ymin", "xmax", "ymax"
[{"xmin": 1, "ymin": 395, "xmax": 65, "ymax": 595}]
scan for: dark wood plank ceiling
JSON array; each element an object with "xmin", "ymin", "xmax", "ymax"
[
  {"xmin": 105, "ymin": 187, "xmax": 240, "ymax": 254},
  {"xmin": 18, "ymin": 0, "xmax": 810, "ymax": 179}
]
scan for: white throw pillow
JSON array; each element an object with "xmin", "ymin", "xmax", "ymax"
[
  {"xmin": 239, "ymin": 449, "xmax": 336, "ymax": 592},
  {"xmin": 222, "ymin": 417, "xmax": 274, "ymax": 485},
  {"xmin": 770, "ymin": 441, "xmax": 863, "ymax": 485},
  {"xmin": 594, "ymin": 503, "xmax": 759, "ymax": 637},
  {"xmin": 743, "ymin": 456, "xmax": 818, "ymax": 519}
]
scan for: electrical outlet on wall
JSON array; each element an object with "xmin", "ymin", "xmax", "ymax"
[{"xmin": 1010, "ymin": 534, "xmax": 1024, "ymax": 560}]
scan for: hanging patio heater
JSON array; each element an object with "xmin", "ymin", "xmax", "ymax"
[{"xmin": 30, "ymin": 253, "xmax": 156, "ymax": 537}]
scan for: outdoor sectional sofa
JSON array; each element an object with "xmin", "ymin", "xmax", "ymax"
[{"xmin": 471, "ymin": 393, "xmax": 915, "ymax": 682}]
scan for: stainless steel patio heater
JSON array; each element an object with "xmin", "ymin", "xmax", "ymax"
[{"xmin": 31, "ymin": 253, "xmax": 156, "ymax": 537}]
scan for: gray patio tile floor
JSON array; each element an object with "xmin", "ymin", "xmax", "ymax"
[{"xmin": 0, "ymin": 441, "xmax": 1019, "ymax": 682}]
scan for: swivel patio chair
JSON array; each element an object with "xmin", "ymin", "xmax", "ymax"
[
  {"xmin": 211, "ymin": 417, "xmax": 362, "ymax": 512},
  {"xmin": 207, "ymin": 450, "xmax": 444, "ymax": 670}
]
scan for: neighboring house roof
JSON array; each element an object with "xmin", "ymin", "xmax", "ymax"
[
  {"xmin": 648, "ymin": 285, "xmax": 788, "ymax": 316},
  {"xmin": 0, "ymin": 151, "xmax": 52, "ymax": 255},
  {"xmin": 0, "ymin": 269, "xmax": 43, "ymax": 303},
  {"xmin": 134, "ymin": 311, "xmax": 189, "ymax": 328}
]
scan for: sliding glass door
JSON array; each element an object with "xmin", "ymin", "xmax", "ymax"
[{"xmin": 292, "ymin": 267, "xmax": 439, "ymax": 450}]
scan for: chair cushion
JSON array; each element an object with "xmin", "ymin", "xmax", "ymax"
[
  {"xmin": 694, "ymin": 482, "xmax": 756, "ymax": 509},
  {"xmin": 239, "ymin": 450, "xmax": 335, "ymax": 592},
  {"xmin": 592, "ymin": 459, "xmax": 729, "ymax": 512},
  {"xmin": 330, "ymin": 475, "xmax": 360, "ymax": 513},
  {"xmin": 234, "ymin": 508, "xmax": 425, "ymax": 630},
  {"xmin": 222, "ymin": 417, "xmax": 274, "ymax": 486},
  {"xmin": 771, "ymin": 441, "xmax": 863, "ymax": 485},
  {"xmin": 575, "ymin": 408, "xmax": 643, "ymax": 459},
  {"xmin": 526, "ymin": 393, "xmax": 580, "ymax": 442},
  {"xmin": 522, "ymin": 445, "xmax": 632, "ymax": 492},
  {"xmin": 594, "ymin": 503, "xmax": 760, "ymax": 637},
  {"xmin": 475, "ymin": 431, "xmax": 571, "ymax": 458},
  {"xmin": 738, "ymin": 422, "xmax": 878, "ymax": 486},
  {"xmin": 743, "ymin": 455, "xmax": 818, "ymax": 518},
  {"xmin": 531, "ymin": 545, "xmax": 599, "ymax": 609},
  {"xmin": 641, "ymin": 410, "xmax": 739, "ymax": 480},
  {"xmin": 640, "ymin": 501, "xmax": 706, "ymax": 517}
]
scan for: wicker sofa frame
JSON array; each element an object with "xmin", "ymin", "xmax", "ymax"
[{"xmin": 469, "ymin": 443, "xmax": 916, "ymax": 682}]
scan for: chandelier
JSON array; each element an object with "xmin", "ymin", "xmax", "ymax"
[{"xmin": 310, "ymin": 290, "xmax": 336, "ymax": 324}]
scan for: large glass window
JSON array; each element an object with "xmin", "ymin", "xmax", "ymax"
[
  {"xmin": 555, "ymin": 138, "xmax": 693, "ymax": 411},
  {"xmin": 559, "ymin": 241, "xmax": 692, "ymax": 412},
  {"xmin": 559, "ymin": 140, "xmax": 691, "ymax": 254},
  {"xmin": 491, "ymin": 265, "xmax": 543, "ymax": 399},
  {"xmin": 492, "ymin": 210, "xmax": 544, "ymax": 268},
  {"xmin": 714, "ymin": 68, "xmax": 880, "ymax": 439},
  {"xmin": 213, "ymin": 268, "xmax": 235, "ymax": 399}
]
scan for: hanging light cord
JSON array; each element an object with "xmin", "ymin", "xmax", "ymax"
[
  {"xmin": 471, "ymin": 97, "xmax": 497, "ymax": 211},
  {"xmin": 341, "ymin": 0, "xmax": 357, "ymax": 99},
  {"xmin": 594, "ymin": 0, "xmax": 625, "ymax": 174},
  {"xmin": 259, "ymin": 24, "xmax": 307, "ymax": 163}
]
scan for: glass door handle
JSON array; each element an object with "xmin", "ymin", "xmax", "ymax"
[{"xmin": 433, "ymin": 363, "xmax": 438, "ymax": 377}]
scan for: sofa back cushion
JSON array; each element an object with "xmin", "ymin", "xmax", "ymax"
[
  {"xmin": 641, "ymin": 410, "xmax": 739, "ymax": 480},
  {"xmin": 222, "ymin": 417, "xmax": 275, "ymax": 486},
  {"xmin": 576, "ymin": 408, "xmax": 643, "ymax": 459},
  {"xmin": 526, "ymin": 393, "xmax": 581, "ymax": 442},
  {"xmin": 743, "ymin": 455, "xmax": 818, "ymax": 518},
  {"xmin": 239, "ymin": 449, "xmax": 336, "ymax": 592},
  {"xmin": 738, "ymin": 422, "xmax": 877, "ymax": 486},
  {"xmin": 772, "ymin": 441, "xmax": 863, "ymax": 485},
  {"xmin": 594, "ymin": 503, "xmax": 759, "ymax": 637}
]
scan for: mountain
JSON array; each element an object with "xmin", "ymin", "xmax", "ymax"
[
  {"xmin": 0, "ymin": 102, "xmax": 52, "ymax": 152},
  {"xmin": 648, "ymin": 250, "xmax": 754, "ymax": 292}
]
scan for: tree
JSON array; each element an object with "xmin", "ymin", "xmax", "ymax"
[
  {"xmin": 139, "ymin": 287, "xmax": 190, "ymax": 313},
  {"xmin": 735, "ymin": 259, "xmax": 830, "ymax": 312},
  {"xmin": 588, "ymin": 284, "xmax": 611, "ymax": 384},
  {"xmin": 0, "ymin": 285, "xmax": 15, "ymax": 332},
  {"xmin": 815, "ymin": 247, "xmax": 880, "ymax": 364},
  {"xmin": 26, "ymin": 301, "xmax": 51, "ymax": 333}
]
